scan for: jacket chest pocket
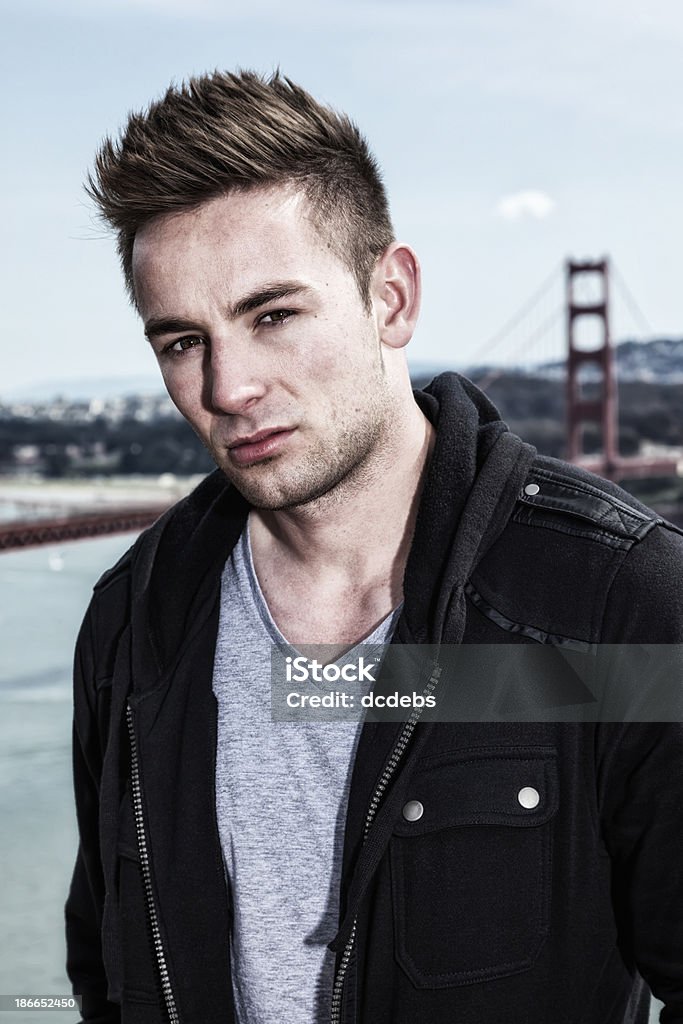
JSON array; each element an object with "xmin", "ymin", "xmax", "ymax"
[{"xmin": 390, "ymin": 746, "xmax": 558, "ymax": 989}]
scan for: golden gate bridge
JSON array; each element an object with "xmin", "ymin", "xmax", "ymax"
[
  {"xmin": 0, "ymin": 504, "xmax": 170, "ymax": 552},
  {"xmin": 467, "ymin": 256, "xmax": 681, "ymax": 482}
]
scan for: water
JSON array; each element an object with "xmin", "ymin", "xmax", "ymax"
[
  {"xmin": 0, "ymin": 534, "xmax": 138, "ymax": 1024},
  {"xmin": 0, "ymin": 535, "xmax": 664, "ymax": 1023}
]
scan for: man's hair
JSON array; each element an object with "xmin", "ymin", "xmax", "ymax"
[{"xmin": 87, "ymin": 69, "xmax": 395, "ymax": 310}]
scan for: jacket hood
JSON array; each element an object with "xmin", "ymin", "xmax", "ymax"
[
  {"xmin": 129, "ymin": 372, "xmax": 536, "ymax": 689},
  {"xmin": 398, "ymin": 372, "xmax": 536, "ymax": 646}
]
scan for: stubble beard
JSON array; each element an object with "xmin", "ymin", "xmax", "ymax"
[{"xmin": 216, "ymin": 375, "xmax": 393, "ymax": 512}]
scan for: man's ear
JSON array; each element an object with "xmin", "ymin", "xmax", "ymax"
[{"xmin": 372, "ymin": 242, "xmax": 421, "ymax": 349}]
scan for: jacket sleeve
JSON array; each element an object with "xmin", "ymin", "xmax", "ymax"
[
  {"xmin": 65, "ymin": 601, "xmax": 121, "ymax": 1024},
  {"xmin": 598, "ymin": 523, "xmax": 683, "ymax": 1021}
]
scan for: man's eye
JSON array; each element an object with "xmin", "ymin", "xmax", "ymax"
[
  {"xmin": 164, "ymin": 336, "xmax": 205, "ymax": 355},
  {"xmin": 257, "ymin": 309, "xmax": 295, "ymax": 327}
]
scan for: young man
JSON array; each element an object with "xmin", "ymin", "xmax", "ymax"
[{"xmin": 66, "ymin": 71, "xmax": 683, "ymax": 1024}]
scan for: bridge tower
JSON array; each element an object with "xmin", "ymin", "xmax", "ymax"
[
  {"xmin": 565, "ymin": 256, "xmax": 679, "ymax": 483},
  {"xmin": 566, "ymin": 258, "xmax": 619, "ymax": 477}
]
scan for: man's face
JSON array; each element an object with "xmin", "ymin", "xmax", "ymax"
[{"xmin": 132, "ymin": 187, "xmax": 394, "ymax": 510}]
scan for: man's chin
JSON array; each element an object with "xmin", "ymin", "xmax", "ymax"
[
  {"xmin": 214, "ymin": 455, "xmax": 301, "ymax": 510},
  {"xmin": 214, "ymin": 462, "xmax": 340, "ymax": 512}
]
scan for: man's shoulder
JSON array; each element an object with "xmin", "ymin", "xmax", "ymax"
[
  {"xmin": 78, "ymin": 470, "xmax": 237, "ymax": 674},
  {"xmin": 471, "ymin": 454, "xmax": 683, "ymax": 644},
  {"xmin": 92, "ymin": 469, "xmax": 234, "ymax": 594},
  {"xmin": 511, "ymin": 454, "xmax": 678, "ymax": 549}
]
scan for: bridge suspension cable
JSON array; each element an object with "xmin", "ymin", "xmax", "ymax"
[
  {"xmin": 474, "ymin": 307, "xmax": 564, "ymax": 391},
  {"xmin": 467, "ymin": 262, "xmax": 564, "ymax": 367},
  {"xmin": 610, "ymin": 261, "xmax": 656, "ymax": 339}
]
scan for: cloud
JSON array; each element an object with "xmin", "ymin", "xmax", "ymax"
[{"xmin": 496, "ymin": 190, "xmax": 556, "ymax": 222}]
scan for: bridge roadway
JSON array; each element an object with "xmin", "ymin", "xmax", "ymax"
[{"xmin": 0, "ymin": 505, "xmax": 171, "ymax": 551}]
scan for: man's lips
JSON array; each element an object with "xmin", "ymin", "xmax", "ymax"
[
  {"xmin": 227, "ymin": 428, "xmax": 296, "ymax": 466},
  {"xmin": 228, "ymin": 427, "xmax": 291, "ymax": 449}
]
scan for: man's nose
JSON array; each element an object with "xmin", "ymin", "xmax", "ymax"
[{"xmin": 206, "ymin": 336, "xmax": 266, "ymax": 414}]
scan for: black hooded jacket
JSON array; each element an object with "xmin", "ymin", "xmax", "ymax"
[{"xmin": 66, "ymin": 374, "xmax": 683, "ymax": 1023}]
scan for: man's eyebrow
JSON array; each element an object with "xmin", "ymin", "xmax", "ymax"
[
  {"xmin": 144, "ymin": 282, "xmax": 311, "ymax": 340},
  {"xmin": 144, "ymin": 317, "xmax": 202, "ymax": 341},
  {"xmin": 228, "ymin": 282, "xmax": 311, "ymax": 319}
]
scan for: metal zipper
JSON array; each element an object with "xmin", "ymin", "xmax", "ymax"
[
  {"xmin": 126, "ymin": 703, "xmax": 181, "ymax": 1024},
  {"xmin": 329, "ymin": 663, "xmax": 442, "ymax": 1024}
]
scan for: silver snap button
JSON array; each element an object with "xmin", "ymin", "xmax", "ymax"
[
  {"xmin": 402, "ymin": 799, "xmax": 424, "ymax": 822},
  {"xmin": 517, "ymin": 786, "xmax": 540, "ymax": 809},
  {"xmin": 524, "ymin": 483, "xmax": 540, "ymax": 496}
]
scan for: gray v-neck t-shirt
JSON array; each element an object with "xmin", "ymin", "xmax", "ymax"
[{"xmin": 211, "ymin": 523, "xmax": 400, "ymax": 1023}]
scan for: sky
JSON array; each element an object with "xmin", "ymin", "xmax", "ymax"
[{"xmin": 3, "ymin": 0, "xmax": 683, "ymax": 396}]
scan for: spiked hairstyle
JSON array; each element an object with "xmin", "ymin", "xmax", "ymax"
[{"xmin": 87, "ymin": 70, "xmax": 395, "ymax": 310}]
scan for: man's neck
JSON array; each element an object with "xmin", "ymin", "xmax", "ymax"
[
  {"xmin": 252, "ymin": 406, "xmax": 432, "ymax": 572},
  {"xmin": 248, "ymin": 397, "xmax": 434, "ymax": 634}
]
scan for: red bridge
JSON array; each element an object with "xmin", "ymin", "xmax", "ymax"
[{"xmin": 0, "ymin": 505, "xmax": 170, "ymax": 552}]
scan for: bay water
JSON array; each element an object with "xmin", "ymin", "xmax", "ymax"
[{"xmin": 0, "ymin": 534, "xmax": 137, "ymax": 1023}]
